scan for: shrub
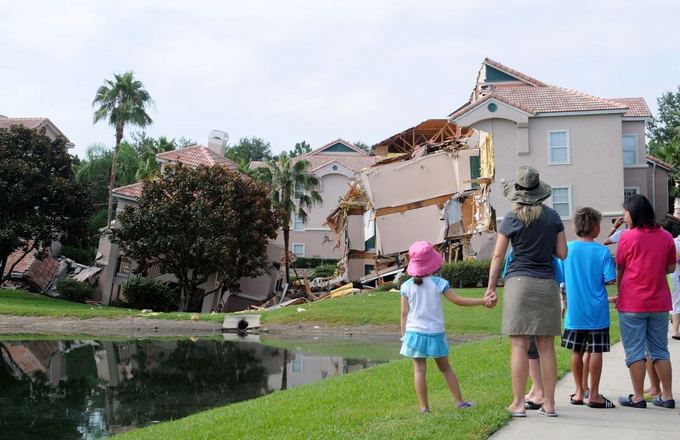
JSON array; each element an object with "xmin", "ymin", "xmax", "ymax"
[
  {"xmin": 374, "ymin": 282, "xmax": 395, "ymax": 292},
  {"xmin": 121, "ymin": 277, "xmax": 179, "ymax": 312},
  {"xmin": 293, "ymin": 257, "xmax": 339, "ymax": 269},
  {"xmin": 438, "ymin": 259, "xmax": 491, "ymax": 288},
  {"xmin": 61, "ymin": 245, "xmax": 95, "ymax": 265},
  {"xmin": 57, "ymin": 278, "xmax": 95, "ymax": 303},
  {"xmin": 312, "ymin": 264, "xmax": 337, "ymax": 278}
]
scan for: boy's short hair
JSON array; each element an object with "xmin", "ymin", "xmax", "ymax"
[{"xmin": 574, "ymin": 207, "xmax": 602, "ymax": 237}]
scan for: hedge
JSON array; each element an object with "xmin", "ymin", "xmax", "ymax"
[
  {"xmin": 57, "ymin": 278, "xmax": 95, "ymax": 303},
  {"xmin": 122, "ymin": 277, "xmax": 180, "ymax": 312},
  {"xmin": 293, "ymin": 257, "xmax": 339, "ymax": 269},
  {"xmin": 439, "ymin": 259, "xmax": 491, "ymax": 288}
]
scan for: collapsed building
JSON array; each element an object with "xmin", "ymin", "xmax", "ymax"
[{"xmin": 326, "ymin": 119, "xmax": 495, "ymax": 283}]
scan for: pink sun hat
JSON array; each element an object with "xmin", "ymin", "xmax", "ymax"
[{"xmin": 406, "ymin": 241, "xmax": 445, "ymax": 277}]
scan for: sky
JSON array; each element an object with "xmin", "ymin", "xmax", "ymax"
[{"xmin": 1, "ymin": 0, "xmax": 679, "ymax": 158}]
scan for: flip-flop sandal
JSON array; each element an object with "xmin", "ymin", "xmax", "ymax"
[
  {"xmin": 587, "ymin": 397, "xmax": 616, "ymax": 408},
  {"xmin": 618, "ymin": 394, "xmax": 646, "ymax": 408},
  {"xmin": 457, "ymin": 401, "xmax": 474, "ymax": 409},
  {"xmin": 509, "ymin": 411, "xmax": 527, "ymax": 418},
  {"xmin": 569, "ymin": 394, "xmax": 584, "ymax": 405},
  {"xmin": 538, "ymin": 406, "xmax": 558, "ymax": 417},
  {"xmin": 524, "ymin": 400, "xmax": 542, "ymax": 410},
  {"xmin": 671, "ymin": 335, "xmax": 680, "ymax": 340}
]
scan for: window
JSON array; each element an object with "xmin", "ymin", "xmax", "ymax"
[
  {"xmin": 294, "ymin": 182, "xmax": 304, "ymax": 198},
  {"xmin": 622, "ymin": 135, "xmax": 638, "ymax": 165},
  {"xmin": 292, "ymin": 214, "xmax": 304, "ymax": 231},
  {"xmin": 548, "ymin": 130, "xmax": 570, "ymax": 164},
  {"xmin": 292, "ymin": 243, "xmax": 305, "ymax": 258},
  {"xmin": 551, "ymin": 187, "xmax": 571, "ymax": 218},
  {"xmin": 624, "ymin": 187, "xmax": 639, "ymax": 200}
]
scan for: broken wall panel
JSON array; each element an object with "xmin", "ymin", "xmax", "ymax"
[
  {"xmin": 363, "ymin": 151, "xmax": 461, "ymax": 210},
  {"xmin": 376, "ymin": 204, "xmax": 447, "ymax": 255},
  {"xmin": 346, "ymin": 215, "xmax": 365, "ymax": 251}
]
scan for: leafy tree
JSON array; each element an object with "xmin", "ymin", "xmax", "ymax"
[
  {"xmin": 648, "ymin": 86, "xmax": 680, "ymax": 148},
  {"xmin": 0, "ymin": 125, "xmax": 91, "ymax": 281},
  {"xmin": 256, "ymin": 156, "xmax": 322, "ymax": 283},
  {"xmin": 92, "ymin": 71, "xmax": 153, "ymax": 226},
  {"xmin": 113, "ymin": 165, "xmax": 280, "ymax": 311},
  {"xmin": 225, "ymin": 137, "xmax": 273, "ymax": 164},
  {"xmin": 289, "ymin": 141, "xmax": 311, "ymax": 157},
  {"xmin": 648, "ymin": 87, "xmax": 680, "ymax": 202}
]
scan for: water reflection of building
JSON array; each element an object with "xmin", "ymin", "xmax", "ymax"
[{"xmin": 0, "ymin": 338, "xmax": 383, "ymax": 439}]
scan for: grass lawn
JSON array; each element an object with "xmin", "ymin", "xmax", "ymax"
[
  {"xmin": 0, "ymin": 288, "xmax": 225, "ymax": 322},
  {"xmin": 260, "ymin": 288, "xmax": 501, "ymax": 335},
  {"xmin": 115, "ymin": 288, "xmax": 622, "ymax": 440}
]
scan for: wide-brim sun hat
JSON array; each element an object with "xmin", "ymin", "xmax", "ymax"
[
  {"xmin": 503, "ymin": 165, "xmax": 551, "ymax": 205},
  {"xmin": 407, "ymin": 241, "xmax": 444, "ymax": 277}
]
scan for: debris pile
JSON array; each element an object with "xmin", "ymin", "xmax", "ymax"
[{"xmin": 327, "ymin": 126, "xmax": 495, "ymax": 285}]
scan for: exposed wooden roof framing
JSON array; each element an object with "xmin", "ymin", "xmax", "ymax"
[{"xmin": 372, "ymin": 119, "xmax": 469, "ymax": 155}]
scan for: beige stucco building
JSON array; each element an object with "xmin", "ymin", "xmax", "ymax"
[
  {"xmin": 96, "ymin": 132, "xmax": 282, "ymax": 312},
  {"xmin": 281, "ymin": 140, "xmax": 375, "ymax": 260},
  {"xmin": 449, "ymin": 58, "xmax": 668, "ymax": 241}
]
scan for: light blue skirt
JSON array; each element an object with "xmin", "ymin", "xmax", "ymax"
[{"xmin": 400, "ymin": 331, "xmax": 449, "ymax": 358}]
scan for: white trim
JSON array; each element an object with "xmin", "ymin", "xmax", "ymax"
[
  {"xmin": 292, "ymin": 243, "xmax": 305, "ymax": 258},
  {"xmin": 534, "ymin": 109, "xmax": 627, "ymax": 117},
  {"xmin": 450, "ymin": 97, "xmax": 533, "ymax": 123},
  {"xmin": 551, "ymin": 186, "xmax": 572, "ymax": 220},
  {"xmin": 623, "ymin": 164, "xmax": 649, "ymax": 169},
  {"xmin": 548, "ymin": 130, "xmax": 571, "ymax": 165},
  {"xmin": 622, "ymin": 133, "xmax": 639, "ymax": 166}
]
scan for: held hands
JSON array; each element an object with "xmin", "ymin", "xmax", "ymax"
[{"xmin": 483, "ymin": 289, "xmax": 497, "ymax": 308}]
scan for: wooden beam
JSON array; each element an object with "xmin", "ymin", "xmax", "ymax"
[
  {"xmin": 348, "ymin": 250, "xmax": 376, "ymax": 259},
  {"xmin": 375, "ymin": 193, "xmax": 455, "ymax": 217}
]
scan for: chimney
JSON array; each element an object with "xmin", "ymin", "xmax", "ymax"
[{"xmin": 208, "ymin": 130, "xmax": 228, "ymax": 156}]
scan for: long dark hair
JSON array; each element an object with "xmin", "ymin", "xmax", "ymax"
[{"xmin": 623, "ymin": 195, "xmax": 657, "ymax": 229}]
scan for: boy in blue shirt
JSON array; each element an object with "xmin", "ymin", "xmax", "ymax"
[{"xmin": 561, "ymin": 207, "xmax": 617, "ymax": 408}]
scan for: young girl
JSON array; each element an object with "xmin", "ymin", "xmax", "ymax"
[{"xmin": 400, "ymin": 241, "xmax": 497, "ymax": 413}]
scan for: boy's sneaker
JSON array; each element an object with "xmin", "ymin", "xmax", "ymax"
[
  {"xmin": 652, "ymin": 395, "xmax": 676, "ymax": 409},
  {"xmin": 457, "ymin": 401, "xmax": 474, "ymax": 409}
]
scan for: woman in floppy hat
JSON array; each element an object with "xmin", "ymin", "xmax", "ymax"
[
  {"xmin": 486, "ymin": 165, "xmax": 567, "ymax": 417},
  {"xmin": 400, "ymin": 241, "xmax": 497, "ymax": 413}
]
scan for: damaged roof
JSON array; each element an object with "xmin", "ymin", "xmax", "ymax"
[
  {"xmin": 450, "ymin": 58, "xmax": 651, "ymax": 120},
  {"xmin": 373, "ymin": 119, "xmax": 470, "ymax": 154},
  {"xmin": 291, "ymin": 139, "xmax": 375, "ymax": 172}
]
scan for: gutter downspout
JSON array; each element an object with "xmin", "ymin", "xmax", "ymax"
[{"xmin": 652, "ymin": 161, "xmax": 657, "ymax": 213}]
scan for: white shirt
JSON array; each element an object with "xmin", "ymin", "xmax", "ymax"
[{"xmin": 400, "ymin": 276, "xmax": 450, "ymax": 334}]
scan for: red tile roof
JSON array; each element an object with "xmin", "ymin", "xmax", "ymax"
[
  {"xmin": 156, "ymin": 145, "xmax": 239, "ymax": 171},
  {"xmin": 647, "ymin": 154, "xmax": 673, "ymax": 171},
  {"xmin": 3, "ymin": 248, "xmax": 37, "ymax": 276},
  {"xmin": 450, "ymin": 60, "xmax": 650, "ymax": 120},
  {"xmin": 610, "ymin": 97, "xmax": 652, "ymax": 118},
  {"xmin": 0, "ymin": 116, "xmax": 72, "ymax": 143},
  {"xmin": 112, "ymin": 182, "xmax": 145, "ymax": 200}
]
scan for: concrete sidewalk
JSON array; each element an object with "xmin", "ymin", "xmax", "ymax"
[{"xmin": 489, "ymin": 328, "xmax": 680, "ymax": 439}]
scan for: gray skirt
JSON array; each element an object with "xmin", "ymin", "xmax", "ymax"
[{"xmin": 502, "ymin": 276, "xmax": 561, "ymax": 336}]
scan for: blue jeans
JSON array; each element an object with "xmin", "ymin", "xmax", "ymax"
[{"xmin": 618, "ymin": 312, "xmax": 670, "ymax": 367}]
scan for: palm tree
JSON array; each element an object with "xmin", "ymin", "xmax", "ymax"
[
  {"xmin": 258, "ymin": 154, "xmax": 322, "ymax": 283},
  {"xmin": 93, "ymin": 71, "xmax": 153, "ymax": 226}
]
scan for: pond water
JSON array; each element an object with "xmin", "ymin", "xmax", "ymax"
[{"xmin": 0, "ymin": 335, "xmax": 401, "ymax": 439}]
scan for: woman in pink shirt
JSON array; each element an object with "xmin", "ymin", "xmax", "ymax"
[{"xmin": 616, "ymin": 195, "xmax": 676, "ymax": 409}]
